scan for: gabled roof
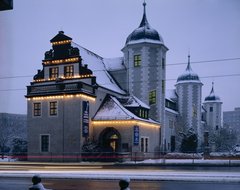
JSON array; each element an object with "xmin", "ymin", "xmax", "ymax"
[
  {"xmin": 93, "ymin": 96, "xmax": 158, "ymax": 124},
  {"xmin": 72, "ymin": 42, "xmax": 126, "ymax": 95},
  {"xmin": 117, "ymin": 96, "xmax": 150, "ymax": 109}
]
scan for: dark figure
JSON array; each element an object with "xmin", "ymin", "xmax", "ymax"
[
  {"xmin": 29, "ymin": 175, "xmax": 51, "ymax": 190},
  {"xmin": 119, "ymin": 178, "xmax": 130, "ymax": 190}
]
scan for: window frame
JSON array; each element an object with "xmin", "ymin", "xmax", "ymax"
[
  {"xmin": 40, "ymin": 134, "xmax": 50, "ymax": 152},
  {"xmin": 49, "ymin": 67, "xmax": 59, "ymax": 79},
  {"xmin": 49, "ymin": 101, "xmax": 58, "ymax": 116},
  {"xmin": 149, "ymin": 90, "xmax": 157, "ymax": 105},
  {"xmin": 64, "ymin": 65, "xmax": 74, "ymax": 78},
  {"xmin": 33, "ymin": 102, "xmax": 41, "ymax": 117},
  {"xmin": 140, "ymin": 136, "xmax": 149, "ymax": 153},
  {"xmin": 134, "ymin": 54, "xmax": 141, "ymax": 67}
]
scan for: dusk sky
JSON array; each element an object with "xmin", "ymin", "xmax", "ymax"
[{"xmin": 0, "ymin": 0, "xmax": 239, "ymax": 114}]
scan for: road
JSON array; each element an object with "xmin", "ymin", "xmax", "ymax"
[
  {"xmin": 0, "ymin": 177, "xmax": 240, "ymax": 190},
  {"xmin": 0, "ymin": 162, "xmax": 240, "ymax": 189}
]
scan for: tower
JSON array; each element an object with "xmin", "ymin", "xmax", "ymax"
[
  {"xmin": 203, "ymin": 82, "xmax": 222, "ymax": 133},
  {"xmin": 121, "ymin": 2, "xmax": 168, "ymax": 150},
  {"xmin": 175, "ymin": 55, "xmax": 203, "ymax": 148}
]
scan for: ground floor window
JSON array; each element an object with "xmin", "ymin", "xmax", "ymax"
[
  {"xmin": 140, "ymin": 137, "xmax": 149, "ymax": 152},
  {"xmin": 41, "ymin": 135, "xmax": 50, "ymax": 152}
]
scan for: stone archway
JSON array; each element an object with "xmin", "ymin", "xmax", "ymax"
[{"xmin": 99, "ymin": 127, "xmax": 121, "ymax": 152}]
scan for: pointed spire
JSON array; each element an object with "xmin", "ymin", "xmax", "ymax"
[
  {"xmin": 139, "ymin": 0, "xmax": 150, "ymax": 28},
  {"xmin": 186, "ymin": 54, "xmax": 192, "ymax": 71},
  {"xmin": 210, "ymin": 82, "xmax": 215, "ymax": 95}
]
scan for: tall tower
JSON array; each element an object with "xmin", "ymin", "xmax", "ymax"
[
  {"xmin": 121, "ymin": 2, "xmax": 168, "ymax": 150},
  {"xmin": 203, "ymin": 82, "xmax": 222, "ymax": 133},
  {"xmin": 175, "ymin": 55, "xmax": 203, "ymax": 145}
]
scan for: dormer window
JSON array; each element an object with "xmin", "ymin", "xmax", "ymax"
[
  {"xmin": 64, "ymin": 65, "xmax": 74, "ymax": 78},
  {"xmin": 138, "ymin": 108, "xmax": 148, "ymax": 119},
  {"xmin": 49, "ymin": 67, "xmax": 59, "ymax": 79}
]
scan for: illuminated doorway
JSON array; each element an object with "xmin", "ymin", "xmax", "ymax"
[{"xmin": 99, "ymin": 127, "xmax": 121, "ymax": 152}]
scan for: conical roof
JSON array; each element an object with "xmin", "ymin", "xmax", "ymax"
[
  {"xmin": 177, "ymin": 55, "xmax": 201, "ymax": 84},
  {"xmin": 204, "ymin": 82, "xmax": 221, "ymax": 102},
  {"xmin": 125, "ymin": 2, "xmax": 163, "ymax": 45}
]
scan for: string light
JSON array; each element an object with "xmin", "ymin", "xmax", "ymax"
[
  {"xmin": 27, "ymin": 93, "xmax": 96, "ymax": 102},
  {"xmin": 34, "ymin": 74, "xmax": 93, "ymax": 82},
  {"xmin": 43, "ymin": 57, "xmax": 79, "ymax": 65},
  {"xmin": 51, "ymin": 40, "xmax": 72, "ymax": 46},
  {"xmin": 92, "ymin": 120, "xmax": 160, "ymax": 128}
]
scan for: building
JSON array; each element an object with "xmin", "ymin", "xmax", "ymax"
[
  {"xmin": 202, "ymin": 83, "xmax": 222, "ymax": 151},
  {"xmin": 26, "ymin": 16, "xmax": 161, "ymax": 161},
  {"xmin": 26, "ymin": 2, "xmax": 223, "ymax": 160},
  {"xmin": 223, "ymin": 107, "xmax": 240, "ymax": 143}
]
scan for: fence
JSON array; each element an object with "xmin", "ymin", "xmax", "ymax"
[{"xmin": 1, "ymin": 151, "xmax": 240, "ymax": 164}]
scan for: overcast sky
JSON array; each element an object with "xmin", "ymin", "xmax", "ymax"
[{"xmin": 0, "ymin": 0, "xmax": 240, "ymax": 114}]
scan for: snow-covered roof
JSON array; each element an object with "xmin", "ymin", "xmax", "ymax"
[
  {"xmin": 176, "ymin": 55, "xmax": 201, "ymax": 84},
  {"xmin": 165, "ymin": 89, "xmax": 178, "ymax": 102},
  {"xmin": 72, "ymin": 42, "xmax": 126, "ymax": 95},
  {"xmin": 125, "ymin": 2, "xmax": 164, "ymax": 46},
  {"xmin": 118, "ymin": 96, "xmax": 150, "ymax": 109},
  {"xmin": 103, "ymin": 57, "xmax": 125, "ymax": 71},
  {"xmin": 93, "ymin": 96, "xmax": 158, "ymax": 124},
  {"xmin": 204, "ymin": 83, "xmax": 221, "ymax": 102},
  {"xmin": 165, "ymin": 107, "xmax": 178, "ymax": 115}
]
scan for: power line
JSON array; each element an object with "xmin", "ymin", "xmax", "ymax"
[
  {"xmin": 1, "ymin": 73, "xmax": 240, "ymax": 92},
  {"xmin": 0, "ymin": 57, "xmax": 239, "ymax": 80},
  {"xmin": 167, "ymin": 57, "xmax": 240, "ymax": 66}
]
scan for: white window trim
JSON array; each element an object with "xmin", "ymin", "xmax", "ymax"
[{"xmin": 140, "ymin": 136, "xmax": 149, "ymax": 153}]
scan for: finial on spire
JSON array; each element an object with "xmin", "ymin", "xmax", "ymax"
[
  {"xmin": 143, "ymin": 0, "xmax": 146, "ymax": 7},
  {"xmin": 139, "ymin": 0, "xmax": 149, "ymax": 27},
  {"xmin": 143, "ymin": 0, "xmax": 146, "ymax": 16}
]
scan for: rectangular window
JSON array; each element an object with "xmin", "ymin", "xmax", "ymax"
[
  {"xmin": 210, "ymin": 107, "xmax": 213, "ymax": 112},
  {"xmin": 162, "ymin": 58, "xmax": 165, "ymax": 70},
  {"xmin": 49, "ymin": 101, "xmax": 58, "ymax": 116},
  {"xmin": 169, "ymin": 120, "xmax": 174, "ymax": 129},
  {"xmin": 33, "ymin": 102, "xmax": 41, "ymax": 117},
  {"xmin": 140, "ymin": 137, "xmax": 149, "ymax": 152},
  {"xmin": 64, "ymin": 65, "xmax": 74, "ymax": 77},
  {"xmin": 134, "ymin": 55, "xmax": 141, "ymax": 67},
  {"xmin": 149, "ymin": 90, "xmax": 156, "ymax": 105},
  {"xmin": 162, "ymin": 80, "xmax": 165, "ymax": 94},
  {"xmin": 41, "ymin": 135, "xmax": 49, "ymax": 152},
  {"xmin": 49, "ymin": 67, "xmax": 59, "ymax": 79}
]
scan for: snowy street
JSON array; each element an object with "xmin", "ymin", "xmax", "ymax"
[{"xmin": 0, "ymin": 161, "xmax": 240, "ymax": 182}]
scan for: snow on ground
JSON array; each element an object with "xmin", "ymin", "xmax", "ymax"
[{"xmin": 1, "ymin": 168, "xmax": 240, "ymax": 183}]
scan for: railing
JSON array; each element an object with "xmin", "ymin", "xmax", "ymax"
[{"xmin": 27, "ymin": 81, "xmax": 95, "ymax": 96}]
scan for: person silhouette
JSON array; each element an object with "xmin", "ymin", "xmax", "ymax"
[
  {"xmin": 29, "ymin": 175, "xmax": 51, "ymax": 190},
  {"xmin": 119, "ymin": 178, "xmax": 130, "ymax": 190}
]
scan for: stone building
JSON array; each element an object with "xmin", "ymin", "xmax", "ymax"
[{"xmin": 26, "ymin": 2, "xmax": 223, "ymax": 160}]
